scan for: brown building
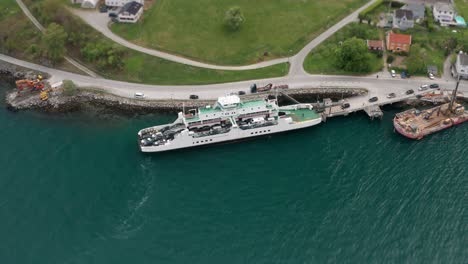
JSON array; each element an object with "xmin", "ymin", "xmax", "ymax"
[
  {"xmin": 386, "ymin": 32, "xmax": 412, "ymax": 52},
  {"xmin": 367, "ymin": 40, "xmax": 384, "ymax": 51}
]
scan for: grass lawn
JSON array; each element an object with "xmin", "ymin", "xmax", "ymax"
[
  {"xmin": 303, "ymin": 23, "xmax": 383, "ymax": 75},
  {"xmin": 455, "ymin": 0, "xmax": 468, "ymax": 18},
  {"xmin": 394, "ymin": 25, "xmax": 463, "ymax": 76},
  {"xmin": 111, "ymin": 0, "xmax": 368, "ymax": 65},
  {"xmin": 13, "ymin": 0, "xmax": 289, "ymax": 85}
]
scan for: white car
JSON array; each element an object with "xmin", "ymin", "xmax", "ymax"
[
  {"xmin": 391, "ymin": 69, "xmax": 396, "ymax": 78},
  {"xmin": 134, "ymin": 92, "xmax": 146, "ymax": 99},
  {"xmin": 419, "ymin": 84, "xmax": 429, "ymax": 91},
  {"xmin": 428, "ymin": 73, "xmax": 434, "ymax": 80}
]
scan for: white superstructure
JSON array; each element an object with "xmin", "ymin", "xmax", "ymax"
[{"xmin": 137, "ymin": 95, "xmax": 322, "ymax": 153}]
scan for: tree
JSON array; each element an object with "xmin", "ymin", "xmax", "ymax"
[
  {"xmin": 335, "ymin": 37, "xmax": 372, "ymax": 72},
  {"xmin": 405, "ymin": 44, "xmax": 428, "ymax": 74},
  {"xmin": 42, "ymin": 23, "xmax": 67, "ymax": 64},
  {"xmin": 224, "ymin": 6, "xmax": 244, "ymax": 31},
  {"xmin": 62, "ymin": 80, "xmax": 77, "ymax": 96}
]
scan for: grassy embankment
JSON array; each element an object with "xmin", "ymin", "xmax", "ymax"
[
  {"xmin": 6, "ymin": 0, "xmax": 288, "ymax": 85},
  {"xmin": 111, "ymin": 0, "xmax": 368, "ymax": 65},
  {"xmin": 303, "ymin": 23, "xmax": 383, "ymax": 75},
  {"xmin": 0, "ymin": 0, "xmax": 82, "ymax": 73},
  {"xmin": 455, "ymin": 0, "xmax": 468, "ymax": 18}
]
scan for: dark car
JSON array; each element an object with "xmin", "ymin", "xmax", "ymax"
[
  {"xmin": 369, "ymin": 96, "xmax": 378, "ymax": 102},
  {"xmin": 238, "ymin": 91, "xmax": 246, "ymax": 95},
  {"xmin": 341, "ymin": 102, "xmax": 350, "ymax": 109},
  {"xmin": 430, "ymin": 83, "xmax": 439, "ymax": 89},
  {"xmin": 99, "ymin": 6, "xmax": 108, "ymax": 13},
  {"xmin": 406, "ymin": 89, "xmax": 414, "ymax": 95},
  {"xmin": 387, "ymin": 93, "xmax": 396, "ymax": 99},
  {"xmin": 109, "ymin": 12, "xmax": 118, "ymax": 18},
  {"xmin": 189, "ymin": 94, "xmax": 199, "ymax": 100}
]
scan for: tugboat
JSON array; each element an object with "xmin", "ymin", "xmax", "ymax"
[
  {"xmin": 137, "ymin": 95, "xmax": 322, "ymax": 152},
  {"xmin": 393, "ymin": 79, "xmax": 468, "ymax": 139}
]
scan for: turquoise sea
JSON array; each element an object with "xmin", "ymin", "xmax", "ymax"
[{"xmin": 0, "ymin": 79, "xmax": 466, "ymax": 263}]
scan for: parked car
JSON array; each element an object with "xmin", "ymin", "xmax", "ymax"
[
  {"xmin": 391, "ymin": 69, "xmax": 396, "ymax": 78},
  {"xmin": 134, "ymin": 92, "xmax": 145, "ymax": 99},
  {"xmin": 189, "ymin": 94, "xmax": 199, "ymax": 100},
  {"xmin": 406, "ymin": 89, "xmax": 415, "ymax": 95},
  {"xmin": 238, "ymin": 91, "xmax": 246, "ymax": 95},
  {"xmin": 109, "ymin": 12, "xmax": 118, "ymax": 18},
  {"xmin": 99, "ymin": 6, "xmax": 108, "ymax": 13},
  {"xmin": 428, "ymin": 72, "xmax": 435, "ymax": 80},
  {"xmin": 419, "ymin": 84, "xmax": 429, "ymax": 91},
  {"xmin": 341, "ymin": 102, "xmax": 350, "ymax": 109},
  {"xmin": 369, "ymin": 96, "xmax": 378, "ymax": 102},
  {"xmin": 387, "ymin": 93, "xmax": 396, "ymax": 99},
  {"xmin": 430, "ymin": 83, "xmax": 439, "ymax": 89}
]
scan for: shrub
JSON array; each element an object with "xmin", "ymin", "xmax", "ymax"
[
  {"xmin": 62, "ymin": 80, "xmax": 77, "ymax": 96},
  {"xmin": 224, "ymin": 6, "xmax": 244, "ymax": 31},
  {"xmin": 387, "ymin": 54, "xmax": 395, "ymax": 63}
]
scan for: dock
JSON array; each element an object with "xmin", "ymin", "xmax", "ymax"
[{"xmin": 318, "ymin": 89, "xmax": 457, "ymax": 120}]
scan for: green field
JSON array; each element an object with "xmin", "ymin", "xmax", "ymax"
[
  {"xmin": 303, "ymin": 23, "xmax": 383, "ymax": 75},
  {"xmin": 455, "ymin": 0, "xmax": 468, "ymax": 18},
  {"xmin": 111, "ymin": 0, "xmax": 368, "ymax": 65},
  {"xmin": 0, "ymin": 0, "xmax": 43, "ymax": 63},
  {"xmin": 7, "ymin": 0, "xmax": 288, "ymax": 85}
]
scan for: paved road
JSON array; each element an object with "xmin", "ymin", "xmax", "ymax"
[
  {"xmin": 71, "ymin": 0, "xmax": 380, "ymax": 74},
  {"xmin": 2, "ymin": 53, "xmax": 466, "ymax": 101},
  {"xmin": 15, "ymin": 0, "xmax": 100, "ymax": 78},
  {"xmin": 289, "ymin": 0, "xmax": 381, "ymax": 76},
  {"xmin": 71, "ymin": 9, "xmax": 289, "ymax": 71}
]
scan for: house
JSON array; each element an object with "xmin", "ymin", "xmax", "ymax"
[
  {"xmin": 118, "ymin": 1, "xmax": 144, "ymax": 23},
  {"xmin": 402, "ymin": 3, "xmax": 425, "ymax": 21},
  {"xmin": 386, "ymin": 32, "xmax": 412, "ymax": 52},
  {"xmin": 455, "ymin": 51, "xmax": 468, "ymax": 79},
  {"xmin": 367, "ymin": 40, "xmax": 384, "ymax": 51},
  {"xmin": 81, "ymin": 0, "xmax": 98, "ymax": 8},
  {"xmin": 433, "ymin": 2, "xmax": 456, "ymax": 26},
  {"xmin": 393, "ymin": 9, "xmax": 414, "ymax": 30},
  {"xmin": 106, "ymin": 0, "xmax": 144, "ymax": 7}
]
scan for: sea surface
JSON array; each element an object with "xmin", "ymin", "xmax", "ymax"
[{"xmin": 0, "ymin": 80, "xmax": 466, "ymax": 263}]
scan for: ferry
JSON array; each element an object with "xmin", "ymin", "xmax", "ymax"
[{"xmin": 137, "ymin": 95, "xmax": 322, "ymax": 152}]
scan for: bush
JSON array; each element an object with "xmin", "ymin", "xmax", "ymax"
[
  {"xmin": 62, "ymin": 80, "xmax": 77, "ymax": 96},
  {"xmin": 358, "ymin": 0, "xmax": 385, "ymax": 21},
  {"xmin": 425, "ymin": 7, "xmax": 434, "ymax": 32},
  {"xmin": 224, "ymin": 6, "xmax": 244, "ymax": 31},
  {"xmin": 387, "ymin": 54, "xmax": 395, "ymax": 63}
]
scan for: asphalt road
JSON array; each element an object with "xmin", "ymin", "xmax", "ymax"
[
  {"xmin": 71, "ymin": 0, "xmax": 381, "ymax": 74},
  {"xmin": 2, "ymin": 53, "xmax": 466, "ymax": 101}
]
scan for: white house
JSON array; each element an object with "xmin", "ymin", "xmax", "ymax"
[
  {"xmin": 118, "ymin": 1, "xmax": 144, "ymax": 23},
  {"xmin": 81, "ymin": 0, "xmax": 98, "ymax": 8},
  {"xmin": 455, "ymin": 51, "xmax": 468, "ymax": 79},
  {"xmin": 433, "ymin": 2, "xmax": 456, "ymax": 26},
  {"xmin": 106, "ymin": 0, "xmax": 144, "ymax": 7}
]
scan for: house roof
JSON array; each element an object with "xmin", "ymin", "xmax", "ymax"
[
  {"xmin": 395, "ymin": 9, "xmax": 414, "ymax": 20},
  {"xmin": 120, "ymin": 1, "xmax": 143, "ymax": 15},
  {"xmin": 434, "ymin": 3, "xmax": 455, "ymax": 13},
  {"xmin": 367, "ymin": 40, "xmax": 384, "ymax": 49},
  {"xmin": 388, "ymin": 32, "xmax": 412, "ymax": 45},
  {"xmin": 402, "ymin": 3, "xmax": 425, "ymax": 18},
  {"xmin": 459, "ymin": 53, "xmax": 468, "ymax": 66}
]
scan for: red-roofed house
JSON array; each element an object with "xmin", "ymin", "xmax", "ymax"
[
  {"xmin": 386, "ymin": 32, "xmax": 412, "ymax": 52},
  {"xmin": 367, "ymin": 40, "xmax": 384, "ymax": 51}
]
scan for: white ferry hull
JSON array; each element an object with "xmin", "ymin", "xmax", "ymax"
[{"xmin": 140, "ymin": 117, "xmax": 321, "ymax": 153}]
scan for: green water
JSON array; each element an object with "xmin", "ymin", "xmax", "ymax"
[{"xmin": 0, "ymin": 80, "xmax": 466, "ymax": 263}]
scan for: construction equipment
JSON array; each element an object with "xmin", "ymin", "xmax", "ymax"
[
  {"xmin": 15, "ymin": 75, "xmax": 45, "ymax": 95},
  {"xmin": 39, "ymin": 89, "xmax": 50, "ymax": 101}
]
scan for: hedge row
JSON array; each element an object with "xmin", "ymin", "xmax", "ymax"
[{"xmin": 358, "ymin": 0, "xmax": 386, "ymax": 20}]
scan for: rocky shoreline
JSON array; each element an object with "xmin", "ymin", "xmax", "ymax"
[{"xmin": 3, "ymin": 76, "xmax": 368, "ymax": 113}]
